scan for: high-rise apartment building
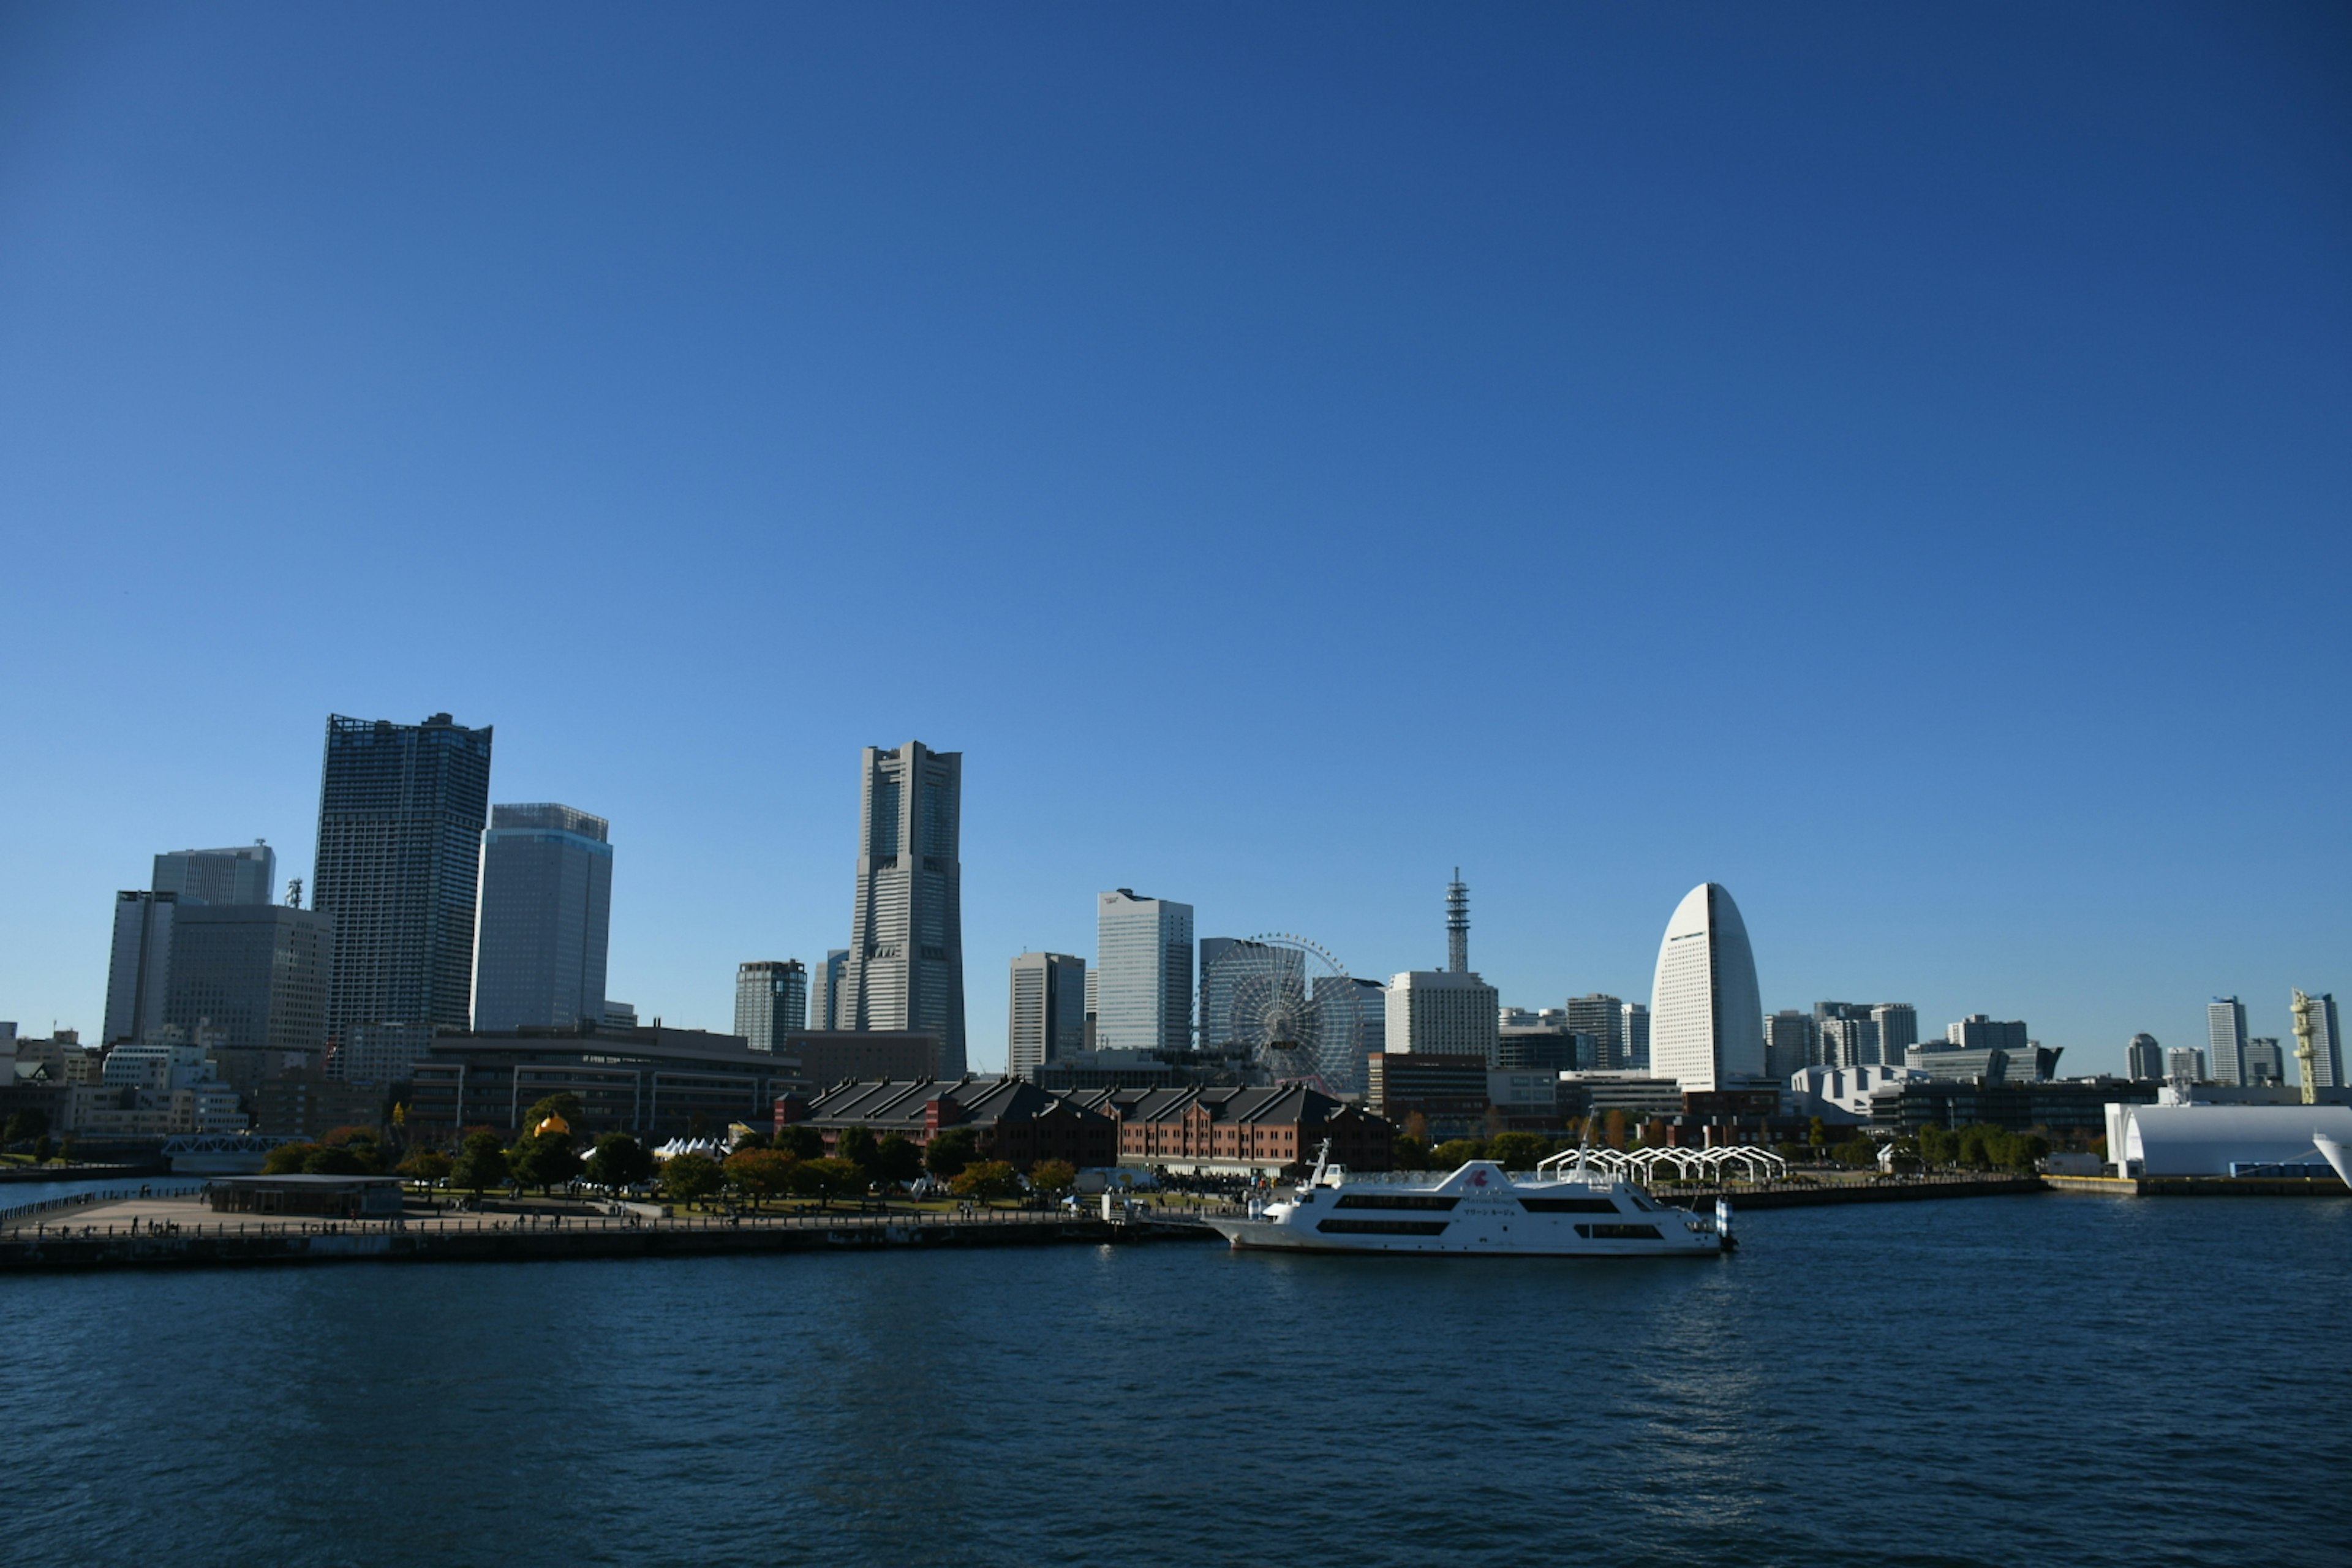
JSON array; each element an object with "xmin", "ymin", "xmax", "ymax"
[
  {"xmin": 2166, "ymin": 1046, "xmax": 2209, "ymax": 1082},
  {"xmin": 809, "ymin": 949, "xmax": 850, "ymax": 1032},
  {"xmin": 1007, "ymin": 952, "xmax": 1086, "ymax": 1079},
  {"xmin": 1946, "ymin": 1014, "xmax": 2029, "ymax": 1054},
  {"xmin": 1385, "ymin": 970, "xmax": 1501, "ymax": 1063},
  {"xmin": 1765, "ymin": 1010, "xmax": 1817, "ymax": 1080},
  {"xmin": 1566, "ymin": 993, "xmax": 1626, "ymax": 1070},
  {"xmin": 153, "ymin": 843, "xmax": 276, "ymax": 907},
  {"xmin": 1872, "ymin": 1004, "xmax": 1919, "ymax": 1062},
  {"xmin": 1096, "ymin": 889, "xmax": 1194, "ymax": 1054},
  {"xmin": 104, "ymin": 890, "xmax": 179, "ymax": 1043},
  {"xmin": 2125, "ymin": 1032, "xmax": 2165, "ymax": 1080},
  {"xmin": 735, "ymin": 960, "xmax": 809, "ymax": 1054},
  {"xmin": 1649, "ymin": 883, "xmax": 1765, "ymax": 1092},
  {"xmin": 2294, "ymin": 992, "xmax": 2342, "ymax": 1090},
  {"xmin": 2206, "ymin": 997, "xmax": 2249, "ymax": 1087},
  {"xmin": 1621, "ymin": 1001, "xmax": 1650, "ymax": 1069},
  {"xmin": 312, "ymin": 713, "xmax": 494, "ymax": 1078},
  {"xmin": 842, "ymin": 742, "xmax": 966, "ymax": 1077},
  {"xmin": 1822, "ymin": 1016, "xmax": 1883, "ymax": 1068},
  {"xmin": 472, "ymin": 804, "xmax": 612, "ymax": 1033}
]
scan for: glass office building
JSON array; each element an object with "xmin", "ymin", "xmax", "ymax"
[
  {"xmin": 842, "ymin": 741, "xmax": 966, "ymax": 1076},
  {"xmin": 472, "ymin": 802, "xmax": 612, "ymax": 1033}
]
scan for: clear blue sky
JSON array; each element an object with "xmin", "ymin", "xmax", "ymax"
[{"xmin": 3, "ymin": 4, "xmax": 2347, "ymax": 1074}]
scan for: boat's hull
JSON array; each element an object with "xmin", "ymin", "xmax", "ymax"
[{"xmin": 1205, "ymin": 1215, "xmax": 1724, "ymax": 1258}]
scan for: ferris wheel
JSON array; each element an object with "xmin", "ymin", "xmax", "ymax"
[{"xmin": 1199, "ymin": 933, "xmax": 1373, "ymax": 1096}]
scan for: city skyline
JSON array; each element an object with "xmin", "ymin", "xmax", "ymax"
[{"xmin": 2, "ymin": 7, "xmax": 2345, "ymax": 1076}]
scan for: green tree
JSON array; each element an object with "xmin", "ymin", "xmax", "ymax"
[
  {"xmin": 1028, "ymin": 1159, "xmax": 1077, "ymax": 1194},
  {"xmin": 509, "ymin": 1133, "xmax": 582, "ymax": 1194},
  {"xmin": 521, "ymin": 1093, "xmax": 586, "ymax": 1142},
  {"xmin": 875, "ymin": 1133, "xmax": 924, "ymax": 1185},
  {"xmin": 450, "ymin": 1130, "xmax": 510, "ymax": 1194},
  {"xmin": 731, "ymin": 1129, "xmax": 771, "ymax": 1151},
  {"xmin": 839, "ymin": 1125, "xmax": 881, "ymax": 1172},
  {"xmin": 263, "ymin": 1142, "xmax": 325, "ymax": 1175},
  {"xmin": 397, "ymin": 1148, "xmax": 452, "ymax": 1183},
  {"xmin": 725, "ymin": 1148, "xmax": 800, "ymax": 1206},
  {"xmin": 1831, "ymin": 1137, "xmax": 1877, "ymax": 1169},
  {"xmin": 1391, "ymin": 1135, "xmax": 1432, "ymax": 1172},
  {"xmin": 660, "ymin": 1151, "xmax": 724, "ymax": 1203},
  {"xmin": 925, "ymin": 1127, "xmax": 978, "ymax": 1179},
  {"xmin": 951, "ymin": 1160, "xmax": 1019, "ymax": 1201},
  {"xmin": 1918, "ymin": 1125, "xmax": 1956, "ymax": 1167},
  {"xmin": 1807, "ymin": 1117, "xmax": 1829, "ymax": 1150},
  {"xmin": 584, "ymin": 1132, "xmax": 654, "ymax": 1189},
  {"xmin": 5, "ymin": 1108, "xmax": 50, "ymax": 1144},
  {"xmin": 793, "ymin": 1156, "xmax": 866, "ymax": 1206},
  {"xmin": 32, "ymin": 1133, "xmax": 53, "ymax": 1164},
  {"xmin": 303, "ymin": 1144, "xmax": 371, "ymax": 1177},
  {"xmin": 1485, "ymin": 1132, "xmax": 1552, "ymax": 1171},
  {"xmin": 56, "ymin": 1136, "xmax": 78, "ymax": 1164},
  {"xmin": 1431, "ymin": 1137, "xmax": 1486, "ymax": 1169},
  {"xmin": 775, "ymin": 1123, "xmax": 824, "ymax": 1161}
]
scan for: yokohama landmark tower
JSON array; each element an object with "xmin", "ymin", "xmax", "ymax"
[{"xmin": 842, "ymin": 741, "xmax": 967, "ymax": 1077}]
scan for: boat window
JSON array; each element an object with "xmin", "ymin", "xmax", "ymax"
[
  {"xmin": 1517, "ymin": 1197, "xmax": 1622, "ymax": 1214},
  {"xmin": 1316, "ymin": 1218, "xmax": 1452, "ymax": 1236},
  {"xmin": 1332, "ymin": 1194, "xmax": 1460, "ymax": 1211},
  {"xmin": 1573, "ymin": 1223, "xmax": 1664, "ymax": 1241},
  {"xmin": 1624, "ymin": 1190, "xmax": 1660, "ymax": 1211}
]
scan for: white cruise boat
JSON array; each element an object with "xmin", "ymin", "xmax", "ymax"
[{"xmin": 1203, "ymin": 1148, "xmax": 1732, "ymax": 1258}]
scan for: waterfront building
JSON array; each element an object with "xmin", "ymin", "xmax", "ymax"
[
  {"xmin": 104, "ymin": 889, "xmax": 179, "ymax": 1043},
  {"xmin": 2126, "ymin": 1033, "xmax": 2166, "ymax": 1080},
  {"xmin": 251, "ymin": 1062, "xmax": 387, "ymax": 1139},
  {"xmin": 472, "ymin": 804, "xmax": 612, "ymax": 1033},
  {"xmin": 2106, "ymin": 1101, "xmax": 2352, "ymax": 1177},
  {"xmin": 152, "ymin": 842, "xmax": 276, "ymax": 907},
  {"xmin": 1496, "ymin": 1026, "xmax": 1582, "ymax": 1073},
  {"xmin": 1007, "ymin": 952, "xmax": 1087, "ymax": 1079},
  {"xmin": 1904, "ymin": 1042, "xmax": 2062, "ymax": 1082},
  {"xmin": 1870, "ymin": 1077, "xmax": 2157, "ymax": 1138},
  {"xmin": 2242, "ymin": 1037, "xmax": 2285, "ymax": 1087},
  {"xmin": 734, "ymin": 960, "xmax": 809, "ymax": 1054},
  {"xmin": 2166, "ymin": 1046, "xmax": 2210, "ymax": 1082},
  {"xmin": 808, "ymin": 949, "xmax": 850, "ymax": 1032},
  {"xmin": 1648, "ymin": 883, "xmax": 1765, "ymax": 1093},
  {"xmin": 312, "ymin": 712, "xmax": 494, "ymax": 1078},
  {"xmin": 1943, "ymin": 1014, "xmax": 2029, "ymax": 1052},
  {"xmin": 785, "ymin": 1077, "xmax": 1120, "ymax": 1171},
  {"xmin": 1556, "ymin": 1071, "xmax": 1687, "ymax": 1124},
  {"xmin": 1566, "ymin": 993, "xmax": 1626, "ymax": 1069},
  {"xmin": 1385, "ymin": 970, "xmax": 1501, "ymax": 1063},
  {"xmin": 601, "ymin": 1000, "xmax": 637, "ymax": 1029},
  {"xmin": 1076, "ymin": 1082, "xmax": 1395, "ymax": 1175},
  {"xmin": 1096, "ymin": 889, "xmax": 1194, "ymax": 1054},
  {"xmin": 842, "ymin": 741, "xmax": 966, "ymax": 1076},
  {"xmin": 1365, "ymin": 1052, "xmax": 1489, "ymax": 1129},
  {"xmin": 1765, "ymin": 1010, "xmax": 1817, "ymax": 1079},
  {"xmin": 777, "ymin": 1030, "xmax": 941, "ymax": 1092},
  {"xmin": 1621, "ymin": 1001, "xmax": 1649, "ymax": 1070},
  {"xmin": 2291, "ymin": 992, "xmax": 2342, "ymax": 1090},
  {"xmin": 1785, "ymin": 1063, "xmax": 1925, "ymax": 1125},
  {"xmin": 2207, "ymin": 997, "xmax": 2250, "ymax": 1087},
  {"xmin": 407, "ymin": 1021, "xmax": 783, "ymax": 1142}
]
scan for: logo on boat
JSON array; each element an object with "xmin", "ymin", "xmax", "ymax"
[{"xmin": 1469, "ymin": 1170, "xmax": 1488, "ymax": 1186}]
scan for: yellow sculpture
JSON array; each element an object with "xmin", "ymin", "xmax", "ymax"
[
  {"xmin": 536, "ymin": 1112, "xmax": 571, "ymax": 1137},
  {"xmin": 2291, "ymin": 989, "xmax": 2320, "ymax": 1107}
]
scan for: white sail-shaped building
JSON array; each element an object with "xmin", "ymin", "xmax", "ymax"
[{"xmin": 1649, "ymin": 883, "xmax": 1765, "ymax": 1092}]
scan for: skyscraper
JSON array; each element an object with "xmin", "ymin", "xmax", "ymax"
[
  {"xmin": 1648, "ymin": 883, "xmax": 1765, "ymax": 1092},
  {"xmin": 1821, "ymin": 1015, "xmax": 1882, "ymax": 1068},
  {"xmin": 1764, "ymin": 1009, "xmax": 1817, "ymax": 1080},
  {"xmin": 734, "ymin": 960, "xmax": 809, "ymax": 1053},
  {"xmin": 1096, "ymin": 889, "xmax": 1194, "ymax": 1054},
  {"xmin": 104, "ymin": 890, "xmax": 178, "ymax": 1043},
  {"xmin": 1872, "ymin": 1004, "xmax": 1920, "ymax": 1062},
  {"xmin": 1385, "ymin": 970, "xmax": 1500, "ymax": 1063},
  {"xmin": 2206, "ymin": 997, "xmax": 2250, "ymax": 1087},
  {"xmin": 2125, "ymin": 1032, "xmax": 2165, "ymax": 1080},
  {"xmin": 1007, "ymin": 952, "xmax": 1086, "ymax": 1079},
  {"xmin": 472, "ymin": 804, "xmax": 612, "ymax": 1033},
  {"xmin": 1566, "ymin": 993, "xmax": 1625, "ymax": 1069},
  {"xmin": 842, "ymin": 741, "xmax": 965, "ymax": 1076},
  {"xmin": 153, "ymin": 842, "xmax": 276, "ymax": 907},
  {"xmin": 809, "ymin": 949, "xmax": 850, "ymax": 1031},
  {"xmin": 312, "ymin": 713, "xmax": 493, "ymax": 1077},
  {"xmin": 1621, "ymin": 1001, "xmax": 1650, "ymax": 1069},
  {"xmin": 2242, "ymin": 1037, "xmax": 2285, "ymax": 1086}
]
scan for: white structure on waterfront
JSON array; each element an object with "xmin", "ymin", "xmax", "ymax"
[
  {"xmin": 1385, "ymin": 970, "xmax": 1501, "ymax": 1063},
  {"xmin": 1785, "ymin": 1063, "xmax": 1924, "ymax": 1124},
  {"xmin": 1648, "ymin": 883, "xmax": 1764, "ymax": 1093},
  {"xmin": 2207, "ymin": 996, "xmax": 2250, "ymax": 1086},
  {"xmin": 1095, "ymin": 889, "xmax": 1193, "ymax": 1054},
  {"xmin": 2107, "ymin": 1100, "xmax": 2352, "ymax": 1177}
]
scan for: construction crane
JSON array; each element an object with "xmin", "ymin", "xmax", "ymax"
[{"xmin": 2291, "ymin": 989, "xmax": 2320, "ymax": 1106}]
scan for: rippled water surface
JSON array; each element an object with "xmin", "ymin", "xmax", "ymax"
[{"xmin": 6, "ymin": 1193, "xmax": 2348, "ymax": 1567}]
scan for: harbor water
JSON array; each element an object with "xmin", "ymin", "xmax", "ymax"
[{"xmin": 5, "ymin": 1192, "xmax": 2346, "ymax": 1567}]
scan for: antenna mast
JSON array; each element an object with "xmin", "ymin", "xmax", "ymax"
[{"xmin": 1446, "ymin": 868, "xmax": 1469, "ymax": 974}]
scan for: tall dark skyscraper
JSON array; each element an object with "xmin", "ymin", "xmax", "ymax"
[
  {"xmin": 471, "ymin": 803, "xmax": 612, "ymax": 1032},
  {"xmin": 312, "ymin": 713, "xmax": 492, "ymax": 1079},
  {"xmin": 842, "ymin": 741, "xmax": 965, "ymax": 1076}
]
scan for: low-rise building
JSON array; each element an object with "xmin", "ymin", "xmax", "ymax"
[
  {"xmin": 1365, "ymin": 1052, "xmax": 1488, "ymax": 1131},
  {"xmin": 778, "ymin": 1030, "xmax": 941, "ymax": 1092},
  {"xmin": 1084, "ymin": 1083, "xmax": 1393, "ymax": 1175},
  {"xmin": 407, "ymin": 1022, "xmax": 791, "ymax": 1141},
  {"xmin": 1869, "ymin": 1077, "xmax": 2156, "ymax": 1137},
  {"xmin": 1787, "ymin": 1064, "xmax": 1925, "ymax": 1125},
  {"xmin": 788, "ymin": 1076, "xmax": 1118, "ymax": 1170}
]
